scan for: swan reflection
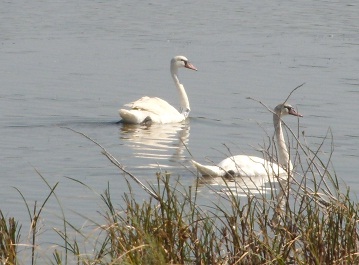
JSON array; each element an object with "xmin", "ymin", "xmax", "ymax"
[{"xmin": 119, "ymin": 121, "xmax": 190, "ymax": 169}]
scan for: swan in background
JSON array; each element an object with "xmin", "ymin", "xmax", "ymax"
[
  {"xmin": 192, "ymin": 103, "xmax": 303, "ymax": 179},
  {"xmin": 119, "ymin": 55, "xmax": 197, "ymax": 124}
]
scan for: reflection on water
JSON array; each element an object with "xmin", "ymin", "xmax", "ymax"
[
  {"xmin": 198, "ymin": 174, "xmax": 289, "ymax": 225},
  {"xmin": 119, "ymin": 121, "xmax": 190, "ymax": 169}
]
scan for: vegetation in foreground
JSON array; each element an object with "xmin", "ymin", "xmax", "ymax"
[{"xmin": 1, "ymin": 124, "xmax": 359, "ymax": 265}]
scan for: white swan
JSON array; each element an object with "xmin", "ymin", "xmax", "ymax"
[
  {"xmin": 119, "ymin": 55, "xmax": 197, "ymax": 124},
  {"xmin": 192, "ymin": 103, "xmax": 303, "ymax": 178}
]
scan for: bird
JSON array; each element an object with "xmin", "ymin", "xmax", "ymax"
[
  {"xmin": 119, "ymin": 55, "xmax": 197, "ymax": 124},
  {"xmin": 192, "ymin": 103, "xmax": 303, "ymax": 179}
]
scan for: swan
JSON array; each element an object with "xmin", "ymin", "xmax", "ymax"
[
  {"xmin": 192, "ymin": 103, "xmax": 303, "ymax": 179},
  {"xmin": 119, "ymin": 55, "xmax": 197, "ymax": 124}
]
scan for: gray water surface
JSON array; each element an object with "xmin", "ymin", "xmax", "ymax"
[{"xmin": 1, "ymin": 0, "xmax": 359, "ymax": 258}]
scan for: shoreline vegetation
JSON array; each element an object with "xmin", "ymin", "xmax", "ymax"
[{"xmin": 2, "ymin": 97, "xmax": 359, "ymax": 264}]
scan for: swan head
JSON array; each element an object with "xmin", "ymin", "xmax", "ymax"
[
  {"xmin": 171, "ymin": 55, "xmax": 197, "ymax": 73},
  {"xmin": 275, "ymin": 103, "xmax": 303, "ymax": 118}
]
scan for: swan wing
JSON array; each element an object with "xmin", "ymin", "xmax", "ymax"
[
  {"xmin": 218, "ymin": 155, "xmax": 286, "ymax": 178},
  {"xmin": 120, "ymin": 96, "xmax": 184, "ymax": 123},
  {"xmin": 124, "ymin": 97, "xmax": 179, "ymax": 115},
  {"xmin": 191, "ymin": 160, "xmax": 226, "ymax": 177}
]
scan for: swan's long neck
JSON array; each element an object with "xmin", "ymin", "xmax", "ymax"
[
  {"xmin": 171, "ymin": 67, "xmax": 190, "ymax": 117},
  {"xmin": 273, "ymin": 113, "xmax": 292, "ymax": 171}
]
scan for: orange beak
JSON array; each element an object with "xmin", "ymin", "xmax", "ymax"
[{"xmin": 185, "ymin": 62, "xmax": 197, "ymax": 71}]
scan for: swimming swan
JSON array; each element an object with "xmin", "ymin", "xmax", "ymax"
[
  {"xmin": 192, "ymin": 103, "xmax": 302, "ymax": 178},
  {"xmin": 119, "ymin": 55, "xmax": 197, "ymax": 124}
]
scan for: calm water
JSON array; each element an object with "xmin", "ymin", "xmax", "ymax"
[{"xmin": 1, "ymin": 0, "xmax": 359, "ymax": 258}]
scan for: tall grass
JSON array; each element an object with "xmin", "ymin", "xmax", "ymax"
[
  {"xmin": 0, "ymin": 211, "xmax": 19, "ymax": 265},
  {"xmin": 53, "ymin": 125, "xmax": 358, "ymax": 264},
  {"xmin": 2, "ymin": 123, "xmax": 359, "ymax": 264}
]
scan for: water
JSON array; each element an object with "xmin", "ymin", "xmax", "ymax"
[{"xmin": 1, "ymin": 0, "xmax": 359, "ymax": 258}]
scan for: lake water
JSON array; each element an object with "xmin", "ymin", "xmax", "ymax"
[{"xmin": 1, "ymin": 0, "xmax": 359, "ymax": 259}]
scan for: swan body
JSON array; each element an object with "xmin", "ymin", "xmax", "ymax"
[
  {"xmin": 192, "ymin": 155, "xmax": 287, "ymax": 179},
  {"xmin": 192, "ymin": 103, "xmax": 302, "ymax": 178},
  {"xmin": 119, "ymin": 55, "xmax": 197, "ymax": 124}
]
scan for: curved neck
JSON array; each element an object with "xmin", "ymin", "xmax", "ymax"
[
  {"xmin": 273, "ymin": 113, "xmax": 292, "ymax": 171},
  {"xmin": 171, "ymin": 68, "xmax": 190, "ymax": 117}
]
